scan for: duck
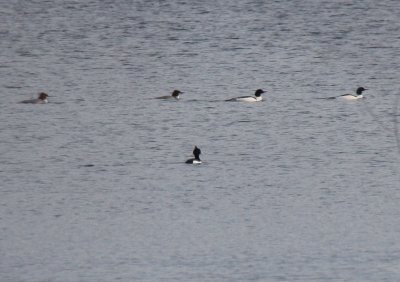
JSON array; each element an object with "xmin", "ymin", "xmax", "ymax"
[
  {"xmin": 335, "ymin": 87, "xmax": 367, "ymax": 100},
  {"xmin": 155, "ymin": 90, "xmax": 182, "ymax": 100},
  {"xmin": 19, "ymin": 92, "xmax": 49, "ymax": 104},
  {"xmin": 185, "ymin": 146, "xmax": 202, "ymax": 164},
  {"xmin": 226, "ymin": 89, "xmax": 265, "ymax": 102}
]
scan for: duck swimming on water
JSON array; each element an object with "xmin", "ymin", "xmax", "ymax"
[
  {"xmin": 19, "ymin": 92, "xmax": 49, "ymax": 104},
  {"xmin": 226, "ymin": 89, "xmax": 265, "ymax": 102},
  {"xmin": 155, "ymin": 90, "xmax": 182, "ymax": 100},
  {"xmin": 185, "ymin": 146, "xmax": 202, "ymax": 164},
  {"xmin": 331, "ymin": 87, "xmax": 367, "ymax": 100}
]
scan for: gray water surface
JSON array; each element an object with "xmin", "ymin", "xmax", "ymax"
[{"xmin": 1, "ymin": 0, "xmax": 400, "ymax": 281}]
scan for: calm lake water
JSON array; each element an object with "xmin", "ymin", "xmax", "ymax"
[{"xmin": 1, "ymin": 0, "xmax": 400, "ymax": 281}]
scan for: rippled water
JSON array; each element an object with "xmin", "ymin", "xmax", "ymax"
[{"xmin": 1, "ymin": 0, "xmax": 400, "ymax": 281}]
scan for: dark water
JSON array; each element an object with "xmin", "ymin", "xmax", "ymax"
[{"xmin": 1, "ymin": 0, "xmax": 400, "ymax": 281}]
